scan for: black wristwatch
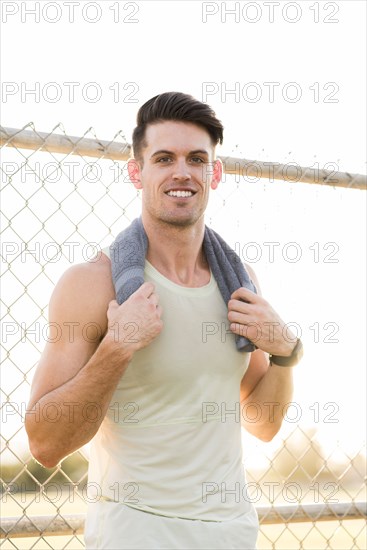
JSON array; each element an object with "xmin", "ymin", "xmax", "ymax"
[{"xmin": 269, "ymin": 338, "xmax": 304, "ymax": 367}]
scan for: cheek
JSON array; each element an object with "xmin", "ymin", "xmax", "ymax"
[{"xmin": 143, "ymin": 183, "xmax": 162, "ymax": 205}]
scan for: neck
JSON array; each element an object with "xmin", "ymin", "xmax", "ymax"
[{"xmin": 141, "ymin": 213, "xmax": 209, "ymax": 287}]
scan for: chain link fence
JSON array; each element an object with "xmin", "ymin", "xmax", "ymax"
[{"xmin": 1, "ymin": 124, "xmax": 366, "ymax": 549}]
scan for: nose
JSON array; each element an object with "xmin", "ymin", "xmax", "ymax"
[{"xmin": 172, "ymin": 159, "xmax": 191, "ymax": 181}]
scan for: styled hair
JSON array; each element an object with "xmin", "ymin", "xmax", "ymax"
[{"xmin": 132, "ymin": 92, "xmax": 224, "ymax": 162}]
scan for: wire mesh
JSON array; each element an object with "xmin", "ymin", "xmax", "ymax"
[{"xmin": 1, "ymin": 124, "xmax": 366, "ymax": 549}]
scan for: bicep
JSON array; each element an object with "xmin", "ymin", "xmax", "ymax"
[{"xmin": 28, "ymin": 335, "xmax": 99, "ymax": 410}]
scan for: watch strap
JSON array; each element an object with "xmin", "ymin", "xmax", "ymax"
[{"xmin": 269, "ymin": 338, "xmax": 303, "ymax": 367}]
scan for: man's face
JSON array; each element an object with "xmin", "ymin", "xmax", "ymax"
[{"xmin": 128, "ymin": 121, "xmax": 222, "ymax": 227}]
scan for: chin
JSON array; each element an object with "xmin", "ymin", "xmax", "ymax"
[{"xmin": 158, "ymin": 211, "xmax": 200, "ymax": 227}]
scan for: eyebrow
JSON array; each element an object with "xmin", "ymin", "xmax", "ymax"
[{"xmin": 150, "ymin": 149, "xmax": 210, "ymax": 159}]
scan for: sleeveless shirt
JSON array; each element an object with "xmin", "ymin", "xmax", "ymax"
[{"xmin": 84, "ymin": 248, "xmax": 259, "ymax": 548}]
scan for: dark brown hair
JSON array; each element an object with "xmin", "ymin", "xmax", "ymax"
[{"xmin": 132, "ymin": 92, "xmax": 224, "ymax": 162}]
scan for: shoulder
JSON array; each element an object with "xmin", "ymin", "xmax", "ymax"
[
  {"xmin": 50, "ymin": 251, "xmax": 115, "ymax": 326},
  {"xmin": 244, "ymin": 262, "xmax": 262, "ymax": 296},
  {"xmin": 55, "ymin": 250, "xmax": 113, "ymax": 294}
]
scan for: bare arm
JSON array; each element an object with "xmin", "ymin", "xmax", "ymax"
[
  {"xmin": 229, "ymin": 264, "xmax": 295, "ymax": 442},
  {"xmin": 25, "ymin": 256, "xmax": 163, "ymax": 468},
  {"xmin": 240, "ymin": 354, "xmax": 294, "ymax": 442}
]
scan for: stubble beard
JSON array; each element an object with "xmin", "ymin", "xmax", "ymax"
[
  {"xmin": 157, "ymin": 208, "xmax": 202, "ymax": 228},
  {"xmin": 144, "ymin": 190, "xmax": 207, "ymax": 229}
]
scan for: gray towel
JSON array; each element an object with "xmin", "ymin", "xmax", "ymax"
[{"xmin": 110, "ymin": 217, "xmax": 257, "ymax": 352}]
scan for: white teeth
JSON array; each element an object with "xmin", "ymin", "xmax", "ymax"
[{"xmin": 167, "ymin": 190, "xmax": 193, "ymax": 198}]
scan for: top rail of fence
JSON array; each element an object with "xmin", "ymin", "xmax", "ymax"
[
  {"xmin": 2, "ymin": 502, "xmax": 366, "ymax": 539},
  {"xmin": 1, "ymin": 126, "xmax": 366, "ymax": 190}
]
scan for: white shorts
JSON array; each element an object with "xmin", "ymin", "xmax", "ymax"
[{"xmin": 84, "ymin": 501, "xmax": 259, "ymax": 550}]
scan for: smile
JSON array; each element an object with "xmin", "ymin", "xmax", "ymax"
[{"xmin": 165, "ymin": 190, "xmax": 196, "ymax": 198}]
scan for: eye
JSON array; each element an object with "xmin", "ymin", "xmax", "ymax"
[
  {"xmin": 190, "ymin": 157, "xmax": 205, "ymax": 163},
  {"xmin": 157, "ymin": 157, "xmax": 172, "ymax": 163}
]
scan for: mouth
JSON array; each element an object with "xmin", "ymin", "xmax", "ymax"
[{"xmin": 164, "ymin": 189, "xmax": 197, "ymax": 199}]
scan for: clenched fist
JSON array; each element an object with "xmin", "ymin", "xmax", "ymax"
[
  {"xmin": 228, "ymin": 287, "xmax": 297, "ymax": 356},
  {"xmin": 105, "ymin": 282, "xmax": 163, "ymax": 356}
]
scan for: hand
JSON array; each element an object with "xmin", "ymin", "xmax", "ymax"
[
  {"xmin": 106, "ymin": 282, "xmax": 163, "ymax": 355},
  {"xmin": 228, "ymin": 287, "xmax": 297, "ymax": 356}
]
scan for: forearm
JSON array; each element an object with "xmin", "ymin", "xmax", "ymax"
[
  {"xmin": 241, "ymin": 364, "xmax": 294, "ymax": 441},
  {"xmin": 25, "ymin": 338, "xmax": 133, "ymax": 467}
]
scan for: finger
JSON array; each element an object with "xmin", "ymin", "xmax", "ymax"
[
  {"xmin": 156, "ymin": 305, "xmax": 163, "ymax": 317},
  {"xmin": 229, "ymin": 322, "xmax": 239, "ymax": 335},
  {"xmin": 137, "ymin": 281, "xmax": 156, "ymax": 298},
  {"xmin": 228, "ymin": 310, "xmax": 249, "ymax": 325},
  {"xmin": 229, "ymin": 322, "xmax": 246, "ymax": 336},
  {"xmin": 228, "ymin": 298, "xmax": 252, "ymax": 314},
  {"xmin": 149, "ymin": 293, "xmax": 159, "ymax": 307},
  {"xmin": 231, "ymin": 287, "xmax": 257, "ymax": 303}
]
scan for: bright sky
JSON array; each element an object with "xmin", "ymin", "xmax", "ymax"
[
  {"xmin": 1, "ymin": 0, "xmax": 366, "ymax": 172},
  {"xmin": 1, "ymin": 1, "xmax": 366, "ymax": 458}
]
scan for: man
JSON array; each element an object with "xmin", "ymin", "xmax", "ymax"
[{"xmin": 25, "ymin": 92, "xmax": 303, "ymax": 549}]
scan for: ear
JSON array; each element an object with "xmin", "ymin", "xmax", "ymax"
[
  {"xmin": 127, "ymin": 159, "xmax": 143, "ymax": 189},
  {"xmin": 210, "ymin": 158, "xmax": 223, "ymax": 190}
]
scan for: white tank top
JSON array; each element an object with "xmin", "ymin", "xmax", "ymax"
[{"xmin": 87, "ymin": 250, "xmax": 255, "ymax": 522}]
